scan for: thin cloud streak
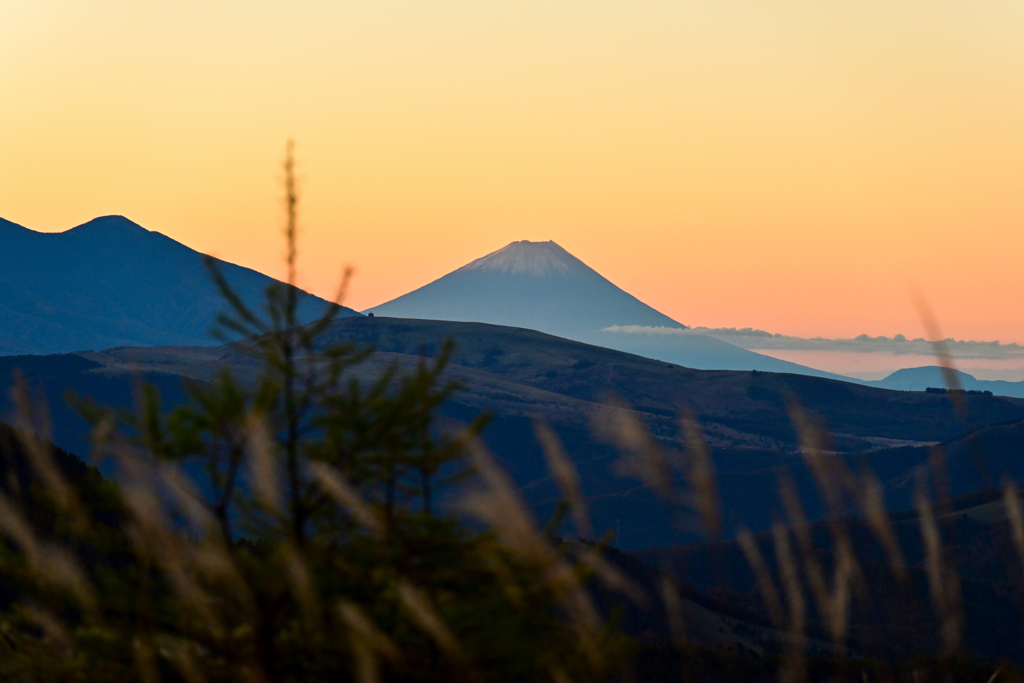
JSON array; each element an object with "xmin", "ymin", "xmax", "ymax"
[{"xmin": 603, "ymin": 326, "xmax": 1024, "ymax": 362}]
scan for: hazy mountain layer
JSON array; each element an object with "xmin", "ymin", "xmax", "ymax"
[
  {"xmin": 0, "ymin": 216, "xmax": 358, "ymax": 355},
  {"xmin": 868, "ymin": 365, "xmax": 1024, "ymax": 398},
  {"xmin": 368, "ymin": 239, "xmax": 846, "ymax": 378},
  {"xmin": 581, "ymin": 327, "xmax": 849, "ymax": 379}
]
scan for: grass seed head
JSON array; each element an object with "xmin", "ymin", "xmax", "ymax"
[{"xmin": 535, "ymin": 421, "xmax": 593, "ymax": 540}]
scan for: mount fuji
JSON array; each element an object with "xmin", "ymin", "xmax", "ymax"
[
  {"xmin": 367, "ymin": 240, "xmax": 847, "ymax": 378},
  {"xmin": 370, "ymin": 241, "xmax": 681, "ymax": 339}
]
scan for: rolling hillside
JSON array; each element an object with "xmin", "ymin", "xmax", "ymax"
[{"xmin": 3, "ymin": 316, "xmax": 1022, "ymax": 548}]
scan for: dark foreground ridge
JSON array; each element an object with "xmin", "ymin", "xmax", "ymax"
[{"xmin": 4, "ymin": 316, "xmax": 1024, "ymax": 549}]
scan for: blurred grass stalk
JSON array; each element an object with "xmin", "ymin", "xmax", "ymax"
[{"xmin": 0, "ymin": 144, "xmax": 1019, "ymax": 683}]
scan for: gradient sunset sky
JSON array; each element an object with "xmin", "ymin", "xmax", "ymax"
[{"xmin": 3, "ymin": 1, "xmax": 1023, "ymax": 344}]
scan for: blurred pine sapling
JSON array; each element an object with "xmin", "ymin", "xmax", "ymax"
[{"xmin": 0, "ymin": 142, "xmax": 629, "ymax": 683}]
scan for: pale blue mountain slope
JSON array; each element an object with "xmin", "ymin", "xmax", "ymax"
[
  {"xmin": 368, "ymin": 239, "xmax": 848, "ymax": 379},
  {"xmin": 579, "ymin": 328, "xmax": 848, "ymax": 378},
  {"xmin": 0, "ymin": 216, "xmax": 359, "ymax": 355},
  {"xmin": 369, "ymin": 240, "xmax": 682, "ymax": 338}
]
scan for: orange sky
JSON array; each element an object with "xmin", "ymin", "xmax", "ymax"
[{"xmin": 3, "ymin": 1, "xmax": 1023, "ymax": 343}]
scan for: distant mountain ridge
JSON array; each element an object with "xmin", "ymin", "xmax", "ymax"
[
  {"xmin": 869, "ymin": 365, "xmax": 1024, "ymax": 398},
  {"xmin": 0, "ymin": 215, "xmax": 359, "ymax": 355},
  {"xmin": 368, "ymin": 239, "xmax": 849, "ymax": 379}
]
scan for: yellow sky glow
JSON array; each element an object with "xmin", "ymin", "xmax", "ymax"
[{"xmin": 3, "ymin": 1, "xmax": 1023, "ymax": 342}]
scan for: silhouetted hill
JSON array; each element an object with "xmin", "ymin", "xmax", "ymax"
[
  {"xmin": 366, "ymin": 240, "xmax": 847, "ymax": 379},
  {"xmin": 0, "ymin": 353, "xmax": 194, "ymax": 466},
  {"xmin": 0, "ymin": 215, "xmax": 359, "ymax": 355},
  {"xmin": 869, "ymin": 365, "xmax": 1024, "ymax": 398}
]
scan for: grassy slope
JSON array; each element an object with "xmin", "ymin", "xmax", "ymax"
[{"xmin": 3, "ymin": 317, "xmax": 1023, "ymax": 547}]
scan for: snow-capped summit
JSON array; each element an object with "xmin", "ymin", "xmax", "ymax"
[{"xmin": 460, "ymin": 240, "xmax": 588, "ymax": 277}]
